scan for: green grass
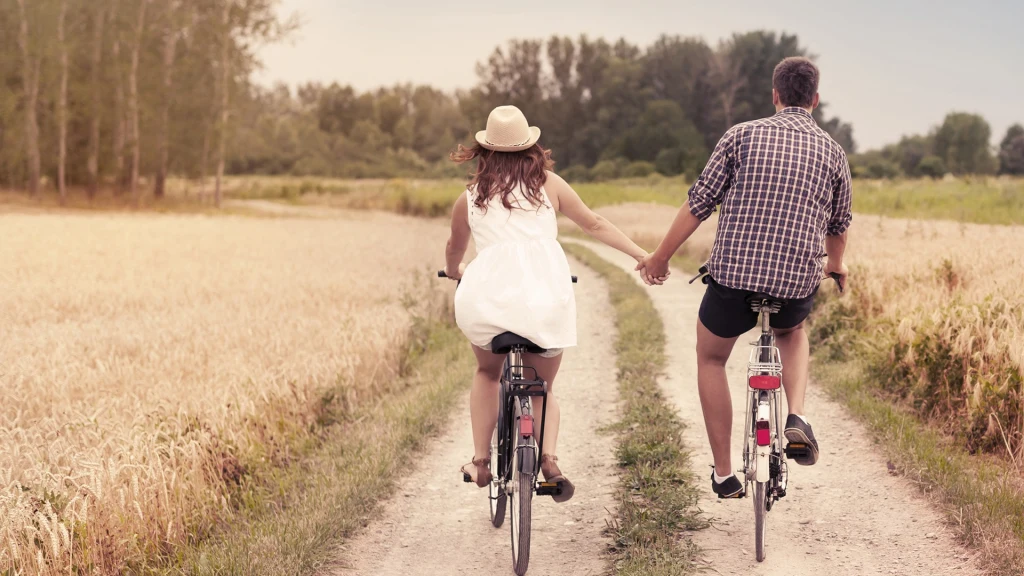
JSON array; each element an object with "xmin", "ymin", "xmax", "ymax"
[
  {"xmin": 812, "ymin": 358, "xmax": 1024, "ymax": 576},
  {"xmin": 564, "ymin": 243, "xmax": 706, "ymax": 576},
  {"xmin": 851, "ymin": 177, "xmax": 1024, "ymax": 225},
  {"xmin": 223, "ymin": 174, "xmax": 691, "ymax": 217},
  {"xmin": 158, "ymin": 318, "xmax": 474, "ymax": 575}
]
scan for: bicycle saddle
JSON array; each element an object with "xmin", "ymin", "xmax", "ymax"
[
  {"xmin": 745, "ymin": 293, "xmax": 785, "ymax": 313},
  {"xmin": 491, "ymin": 332, "xmax": 547, "ymax": 355}
]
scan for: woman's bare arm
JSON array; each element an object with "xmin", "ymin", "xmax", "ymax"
[
  {"xmin": 546, "ymin": 171, "xmax": 648, "ymax": 262},
  {"xmin": 444, "ymin": 192, "xmax": 471, "ymax": 279}
]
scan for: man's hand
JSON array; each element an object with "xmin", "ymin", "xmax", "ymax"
[
  {"xmin": 823, "ymin": 260, "xmax": 849, "ymax": 293},
  {"xmin": 636, "ymin": 253, "xmax": 670, "ymax": 286}
]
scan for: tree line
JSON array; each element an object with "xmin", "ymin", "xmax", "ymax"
[
  {"xmin": 851, "ymin": 113, "xmax": 1024, "ymax": 179},
  {"xmin": 231, "ymin": 31, "xmax": 858, "ymax": 182},
  {"xmin": 0, "ymin": 0, "xmax": 290, "ymax": 205},
  {"xmin": 3, "ymin": 8, "xmax": 1020, "ymax": 200}
]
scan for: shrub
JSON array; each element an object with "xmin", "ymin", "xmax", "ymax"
[
  {"xmin": 623, "ymin": 161, "xmax": 656, "ymax": 178},
  {"xmin": 590, "ymin": 159, "xmax": 625, "ymax": 181},
  {"xmin": 916, "ymin": 155, "xmax": 946, "ymax": 179},
  {"xmin": 655, "ymin": 148, "xmax": 684, "ymax": 176},
  {"xmin": 559, "ymin": 164, "xmax": 592, "ymax": 183}
]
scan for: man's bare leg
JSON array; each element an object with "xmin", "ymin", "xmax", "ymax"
[
  {"xmin": 774, "ymin": 322, "xmax": 809, "ymax": 416},
  {"xmin": 696, "ymin": 319, "xmax": 740, "ymax": 476}
]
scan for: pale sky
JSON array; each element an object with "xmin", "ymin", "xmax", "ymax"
[{"xmin": 256, "ymin": 0, "xmax": 1024, "ymax": 151}]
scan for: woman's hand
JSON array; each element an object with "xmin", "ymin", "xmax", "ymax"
[
  {"xmin": 444, "ymin": 262, "xmax": 466, "ymax": 281},
  {"xmin": 636, "ymin": 253, "xmax": 671, "ymax": 286}
]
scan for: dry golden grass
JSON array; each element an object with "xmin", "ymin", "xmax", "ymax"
[
  {"xmin": 814, "ymin": 214, "xmax": 1024, "ymax": 455},
  {"xmin": 0, "ymin": 210, "xmax": 450, "ymax": 574}
]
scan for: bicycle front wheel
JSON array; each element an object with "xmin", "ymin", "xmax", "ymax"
[{"xmin": 754, "ymin": 480, "xmax": 767, "ymax": 562}]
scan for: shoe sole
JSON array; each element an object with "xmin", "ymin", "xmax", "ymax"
[
  {"xmin": 784, "ymin": 427, "xmax": 819, "ymax": 466},
  {"xmin": 547, "ymin": 477, "xmax": 575, "ymax": 503}
]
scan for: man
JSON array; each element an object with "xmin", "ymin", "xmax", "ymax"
[{"xmin": 637, "ymin": 56, "xmax": 852, "ymax": 499}]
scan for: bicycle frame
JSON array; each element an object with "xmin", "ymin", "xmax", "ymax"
[
  {"xmin": 497, "ymin": 346, "xmax": 548, "ymax": 487},
  {"xmin": 742, "ymin": 307, "xmax": 788, "ymax": 501}
]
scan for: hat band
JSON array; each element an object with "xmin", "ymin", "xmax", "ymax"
[{"xmin": 485, "ymin": 135, "xmax": 532, "ymax": 148}]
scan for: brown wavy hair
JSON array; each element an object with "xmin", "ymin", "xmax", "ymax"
[{"xmin": 449, "ymin": 143, "xmax": 555, "ymax": 213}]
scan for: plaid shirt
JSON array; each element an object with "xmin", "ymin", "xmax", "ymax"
[{"xmin": 688, "ymin": 107, "xmax": 853, "ymax": 299}]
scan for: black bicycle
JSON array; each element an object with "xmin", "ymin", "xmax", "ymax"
[{"xmin": 438, "ymin": 270, "xmax": 576, "ymax": 576}]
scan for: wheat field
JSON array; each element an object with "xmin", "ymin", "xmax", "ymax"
[
  {"xmin": 817, "ymin": 214, "xmax": 1024, "ymax": 454},
  {"xmin": 0, "ymin": 210, "xmax": 450, "ymax": 574}
]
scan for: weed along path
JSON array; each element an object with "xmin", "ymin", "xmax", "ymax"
[
  {"xmin": 334, "ymin": 256, "xmax": 619, "ymax": 576},
  {"xmin": 566, "ymin": 239, "xmax": 983, "ymax": 576}
]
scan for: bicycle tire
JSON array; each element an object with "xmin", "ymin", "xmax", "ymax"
[
  {"xmin": 509, "ymin": 405, "xmax": 533, "ymax": 576},
  {"xmin": 754, "ymin": 480, "xmax": 767, "ymax": 562},
  {"xmin": 489, "ymin": 426, "xmax": 507, "ymax": 527},
  {"xmin": 492, "ymin": 360, "xmax": 513, "ymax": 527}
]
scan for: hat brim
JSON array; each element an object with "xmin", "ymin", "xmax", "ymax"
[{"xmin": 475, "ymin": 126, "xmax": 542, "ymax": 152}]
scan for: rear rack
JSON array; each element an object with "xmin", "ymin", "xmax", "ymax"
[{"xmin": 747, "ymin": 346, "xmax": 783, "ymax": 375}]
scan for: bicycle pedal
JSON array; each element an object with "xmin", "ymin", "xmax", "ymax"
[
  {"xmin": 536, "ymin": 481, "xmax": 562, "ymax": 497},
  {"xmin": 785, "ymin": 443, "xmax": 811, "ymax": 459}
]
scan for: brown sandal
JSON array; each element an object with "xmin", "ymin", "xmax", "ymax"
[
  {"xmin": 460, "ymin": 457, "xmax": 492, "ymax": 488},
  {"xmin": 540, "ymin": 454, "xmax": 575, "ymax": 503}
]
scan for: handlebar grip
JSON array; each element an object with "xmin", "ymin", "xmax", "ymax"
[{"xmin": 828, "ymin": 271, "xmax": 844, "ymax": 293}]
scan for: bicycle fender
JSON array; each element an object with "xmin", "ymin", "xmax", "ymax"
[{"xmin": 518, "ymin": 444, "xmax": 536, "ymax": 475}]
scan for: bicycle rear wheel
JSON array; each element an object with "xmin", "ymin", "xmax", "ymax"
[
  {"xmin": 509, "ymin": 405, "xmax": 533, "ymax": 575},
  {"xmin": 754, "ymin": 480, "xmax": 767, "ymax": 562}
]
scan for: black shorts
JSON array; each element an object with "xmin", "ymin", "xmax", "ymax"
[{"xmin": 698, "ymin": 278, "xmax": 817, "ymax": 339}]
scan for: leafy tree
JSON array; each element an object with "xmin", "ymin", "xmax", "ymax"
[
  {"xmin": 998, "ymin": 124, "xmax": 1024, "ymax": 175},
  {"xmin": 933, "ymin": 112, "xmax": 997, "ymax": 175}
]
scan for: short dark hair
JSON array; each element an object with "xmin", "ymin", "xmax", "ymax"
[{"xmin": 772, "ymin": 57, "xmax": 819, "ymax": 108}]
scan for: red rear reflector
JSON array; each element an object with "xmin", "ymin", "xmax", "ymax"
[
  {"xmin": 756, "ymin": 427, "xmax": 771, "ymax": 446},
  {"xmin": 749, "ymin": 375, "xmax": 781, "ymax": 390},
  {"xmin": 520, "ymin": 415, "xmax": 534, "ymax": 438}
]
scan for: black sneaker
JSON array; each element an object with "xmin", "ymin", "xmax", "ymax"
[
  {"xmin": 710, "ymin": 471, "xmax": 745, "ymax": 499},
  {"xmin": 784, "ymin": 414, "xmax": 820, "ymax": 466}
]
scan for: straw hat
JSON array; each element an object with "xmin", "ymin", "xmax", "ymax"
[{"xmin": 475, "ymin": 106, "xmax": 542, "ymax": 152}]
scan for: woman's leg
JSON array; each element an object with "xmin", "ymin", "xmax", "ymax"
[
  {"xmin": 524, "ymin": 351, "xmax": 563, "ymax": 458},
  {"xmin": 469, "ymin": 345, "xmax": 506, "ymax": 468}
]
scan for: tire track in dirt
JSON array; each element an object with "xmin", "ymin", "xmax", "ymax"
[
  {"xmin": 568, "ymin": 238, "xmax": 984, "ymax": 576},
  {"xmin": 332, "ymin": 256, "xmax": 619, "ymax": 576}
]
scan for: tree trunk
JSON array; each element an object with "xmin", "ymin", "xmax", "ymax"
[
  {"xmin": 199, "ymin": 122, "xmax": 210, "ymax": 202},
  {"xmin": 15, "ymin": 0, "xmax": 41, "ymax": 197},
  {"xmin": 154, "ymin": 2, "xmax": 181, "ymax": 200},
  {"xmin": 112, "ymin": 17, "xmax": 126, "ymax": 194},
  {"xmin": 87, "ymin": 2, "xmax": 107, "ymax": 199},
  {"xmin": 57, "ymin": 0, "xmax": 69, "ymax": 204},
  {"xmin": 214, "ymin": 0, "xmax": 231, "ymax": 209},
  {"xmin": 128, "ymin": 0, "xmax": 148, "ymax": 206}
]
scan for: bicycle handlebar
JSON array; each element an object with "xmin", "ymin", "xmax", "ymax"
[{"xmin": 438, "ymin": 270, "xmax": 578, "ymax": 284}]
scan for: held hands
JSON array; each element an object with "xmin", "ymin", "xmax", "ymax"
[{"xmin": 635, "ymin": 253, "xmax": 671, "ymax": 286}]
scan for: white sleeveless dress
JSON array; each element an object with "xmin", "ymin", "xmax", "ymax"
[{"xmin": 454, "ymin": 185, "xmax": 577, "ymax": 352}]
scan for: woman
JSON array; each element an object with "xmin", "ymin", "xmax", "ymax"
[{"xmin": 444, "ymin": 105, "xmax": 655, "ymax": 502}]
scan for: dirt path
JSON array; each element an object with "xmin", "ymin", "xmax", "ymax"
[
  {"xmin": 333, "ymin": 256, "xmax": 619, "ymax": 575},
  {"xmin": 568, "ymin": 239, "xmax": 983, "ymax": 576}
]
